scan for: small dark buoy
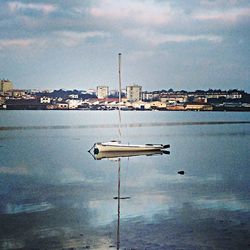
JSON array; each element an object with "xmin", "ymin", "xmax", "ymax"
[{"xmin": 178, "ymin": 171, "xmax": 185, "ymax": 175}]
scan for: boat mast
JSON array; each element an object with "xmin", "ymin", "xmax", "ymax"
[
  {"xmin": 118, "ymin": 53, "xmax": 122, "ymax": 138},
  {"xmin": 118, "ymin": 53, "xmax": 122, "ymax": 104}
]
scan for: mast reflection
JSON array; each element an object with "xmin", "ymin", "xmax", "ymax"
[{"xmin": 89, "ymin": 150, "xmax": 170, "ymax": 249}]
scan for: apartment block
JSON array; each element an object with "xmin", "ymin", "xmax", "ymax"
[
  {"xmin": 0, "ymin": 79, "xmax": 13, "ymax": 93},
  {"xmin": 97, "ymin": 86, "xmax": 109, "ymax": 99},
  {"xmin": 126, "ymin": 85, "xmax": 142, "ymax": 102}
]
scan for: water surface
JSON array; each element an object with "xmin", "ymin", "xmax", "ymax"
[{"xmin": 0, "ymin": 111, "xmax": 250, "ymax": 249}]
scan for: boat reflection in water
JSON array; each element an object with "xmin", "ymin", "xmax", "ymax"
[
  {"xmin": 89, "ymin": 149, "xmax": 170, "ymax": 249},
  {"xmin": 90, "ymin": 149, "xmax": 170, "ymax": 161}
]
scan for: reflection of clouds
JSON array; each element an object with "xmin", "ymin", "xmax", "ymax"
[
  {"xmin": 122, "ymin": 193, "xmax": 170, "ymax": 219},
  {"xmin": 126, "ymin": 173, "xmax": 194, "ymax": 188},
  {"xmin": 59, "ymin": 167, "xmax": 87, "ymax": 183},
  {"xmin": 0, "ymin": 166, "xmax": 28, "ymax": 175},
  {"xmin": 87, "ymin": 193, "xmax": 171, "ymax": 226},
  {"xmin": 1, "ymin": 120, "xmax": 249, "ymax": 131},
  {"xmin": 0, "ymin": 205, "xmax": 114, "ymax": 249},
  {"xmin": 119, "ymin": 202, "xmax": 250, "ymax": 249},
  {"xmin": 1, "ymin": 238, "xmax": 25, "ymax": 250},
  {"xmin": 0, "ymin": 215, "xmax": 113, "ymax": 250},
  {"xmin": 59, "ymin": 167, "xmax": 105, "ymax": 184},
  {"xmin": 195, "ymin": 197, "xmax": 250, "ymax": 211},
  {"xmin": 88, "ymin": 199, "xmax": 116, "ymax": 226},
  {"xmin": 6, "ymin": 202, "xmax": 54, "ymax": 214}
]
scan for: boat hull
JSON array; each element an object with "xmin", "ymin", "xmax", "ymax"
[
  {"xmin": 94, "ymin": 150, "xmax": 165, "ymax": 160},
  {"xmin": 94, "ymin": 142, "xmax": 169, "ymax": 153}
]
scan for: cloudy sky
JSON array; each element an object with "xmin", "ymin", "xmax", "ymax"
[{"xmin": 0, "ymin": 0, "xmax": 249, "ymax": 91}]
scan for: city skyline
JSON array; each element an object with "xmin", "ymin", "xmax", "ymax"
[{"xmin": 0, "ymin": 0, "xmax": 250, "ymax": 91}]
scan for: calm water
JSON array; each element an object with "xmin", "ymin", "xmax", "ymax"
[{"xmin": 0, "ymin": 111, "xmax": 250, "ymax": 249}]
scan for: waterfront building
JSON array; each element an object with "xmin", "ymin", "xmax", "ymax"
[
  {"xmin": 5, "ymin": 99, "xmax": 47, "ymax": 110},
  {"xmin": 142, "ymin": 91, "xmax": 160, "ymax": 101},
  {"xmin": 166, "ymin": 104, "xmax": 186, "ymax": 111},
  {"xmin": 226, "ymin": 92, "xmax": 242, "ymax": 99},
  {"xmin": 97, "ymin": 86, "xmax": 109, "ymax": 99},
  {"xmin": 5, "ymin": 89, "xmax": 27, "ymax": 98},
  {"xmin": 66, "ymin": 99, "xmax": 83, "ymax": 109},
  {"xmin": 131, "ymin": 101, "xmax": 151, "ymax": 110},
  {"xmin": 204, "ymin": 92, "xmax": 227, "ymax": 99},
  {"xmin": 87, "ymin": 89, "xmax": 97, "ymax": 95},
  {"xmin": 126, "ymin": 84, "xmax": 142, "ymax": 102},
  {"xmin": 0, "ymin": 79, "xmax": 13, "ymax": 93},
  {"xmin": 68, "ymin": 94, "xmax": 78, "ymax": 99},
  {"xmin": 109, "ymin": 89, "xmax": 119, "ymax": 97},
  {"xmin": 56, "ymin": 102, "xmax": 69, "ymax": 110},
  {"xmin": 0, "ymin": 95, "xmax": 5, "ymax": 106},
  {"xmin": 150, "ymin": 101, "xmax": 167, "ymax": 110},
  {"xmin": 160, "ymin": 93, "xmax": 188, "ymax": 104},
  {"xmin": 193, "ymin": 96, "xmax": 208, "ymax": 103},
  {"xmin": 40, "ymin": 97, "xmax": 51, "ymax": 104},
  {"xmin": 185, "ymin": 103, "xmax": 213, "ymax": 111}
]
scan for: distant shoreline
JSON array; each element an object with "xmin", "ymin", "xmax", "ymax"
[{"xmin": 1, "ymin": 108, "xmax": 250, "ymax": 112}]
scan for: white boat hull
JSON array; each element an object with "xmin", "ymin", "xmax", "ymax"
[
  {"xmin": 94, "ymin": 141, "xmax": 169, "ymax": 153},
  {"xmin": 94, "ymin": 150, "xmax": 167, "ymax": 160}
]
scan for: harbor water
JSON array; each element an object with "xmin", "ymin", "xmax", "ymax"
[{"xmin": 0, "ymin": 110, "xmax": 250, "ymax": 249}]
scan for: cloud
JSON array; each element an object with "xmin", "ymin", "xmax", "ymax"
[
  {"xmin": 200, "ymin": 0, "xmax": 246, "ymax": 8},
  {"xmin": 0, "ymin": 0, "xmax": 249, "ymax": 90},
  {"xmin": 0, "ymin": 31, "xmax": 109, "ymax": 49},
  {"xmin": 0, "ymin": 38, "xmax": 49, "ymax": 51},
  {"xmin": 123, "ymin": 29, "xmax": 223, "ymax": 47},
  {"xmin": 8, "ymin": 1, "xmax": 57, "ymax": 15},
  {"xmin": 54, "ymin": 31, "xmax": 110, "ymax": 47},
  {"xmin": 193, "ymin": 7, "xmax": 250, "ymax": 23},
  {"xmin": 0, "ymin": 39, "xmax": 35, "ymax": 48},
  {"xmin": 89, "ymin": 0, "xmax": 176, "ymax": 26}
]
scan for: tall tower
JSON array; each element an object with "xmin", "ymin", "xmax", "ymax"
[
  {"xmin": 97, "ymin": 86, "xmax": 109, "ymax": 99},
  {"xmin": 126, "ymin": 84, "xmax": 142, "ymax": 102},
  {"xmin": 0, "ymin": 79, "xmax": 13, "ymax": 93}
]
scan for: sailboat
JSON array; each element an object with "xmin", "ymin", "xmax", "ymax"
[
  {"xmin": 90, "ymin": 149, "xmax": 169, "ymax": 160},
  {"xmin": 90, "ymin": 140, "xmax": 170, "ymax": 249},
  {"xmin": 89, "ymin": 53, "xmax": 170, "ymax": 154}
]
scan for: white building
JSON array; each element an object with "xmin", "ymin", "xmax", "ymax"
[
  {"xmin": 40, "ymin": 96, "xmax": 51, "ymax": 104},
  {"xmin": 160, "ymin": 94, "xmax": 188, "ymax": 104},
  {"xmin": 68, "ymin": 94, "xmax": 78, "ymax": 99},
  {"xmin": 109, "ymin": 89, "xmax": 119, "ymax": 97},
  {"xmin": 0, "ymin": 79, "xmax": 13, "ymax": 93},
  {"xmin": 226, "ymin": 92, "xmax": 242, "ymax": 99},
  {"xmin": 142, "ymin": 91, "xmax": 160, "ymax": 101},
  {"xmin": 97, "ymin": 86, "xmax": 109, "ymax": 99},
  {"xmin": 126, "ymin": 85, "xmax": 142, "ymax": 102},
  {"xmin": 86, "ymin": 89, "xmax": 96, "ymax": 95},
  {"xmin": 66, "ymin": 99, "xmax": 83, "ymax": 109}
]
